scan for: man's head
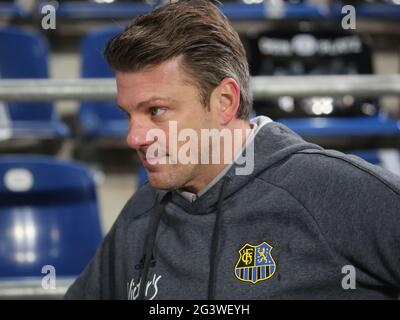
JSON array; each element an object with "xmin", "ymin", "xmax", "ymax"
[{"xmin": 104, "ymin": 0, "xmax": 252, "ymax": 192}]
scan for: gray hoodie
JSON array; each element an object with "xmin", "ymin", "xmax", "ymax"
[{"xmin": 65, "ymin": 116, "xmax": 400, "ymax": 300}]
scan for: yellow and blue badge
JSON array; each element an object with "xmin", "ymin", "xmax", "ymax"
[{"xmin": 234, "ymin": 241, "xmax": 276, "ymax": 284}]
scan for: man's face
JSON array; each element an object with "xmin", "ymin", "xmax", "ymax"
[{"xmin": 116, "ymin": 58, "xmax": 221, "ymax": 192}]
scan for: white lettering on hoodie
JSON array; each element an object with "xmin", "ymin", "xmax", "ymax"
[{"xmin": 127, "ymin": 274, "xmax": 162, "ymax": 300}]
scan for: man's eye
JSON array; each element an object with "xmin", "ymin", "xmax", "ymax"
[{"xmin": 150, "ymin": 107, "xmax": 166, "ymax": 116}]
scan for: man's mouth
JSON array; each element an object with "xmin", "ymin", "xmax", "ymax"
[{"xmin": 140, "ymin": 150, "xmax": 169, "ymax": 166}]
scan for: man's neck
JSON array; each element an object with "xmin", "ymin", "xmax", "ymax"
[{"xmin": 182, "ymin": 119, "xmax": 252, "ymax": 194}]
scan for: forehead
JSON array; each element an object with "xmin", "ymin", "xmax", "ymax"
[{"xmin": 116, "ymin": 58, "xmax": 197, "ymax": 106}]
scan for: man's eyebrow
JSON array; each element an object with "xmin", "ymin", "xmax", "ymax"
[
  {"xmin": 118, "ymin": 96, "xmax": 176, "ymax": 112},
  {"xmin": 137, "ymin": 96, "xmax": 177, "ymax": 108}
]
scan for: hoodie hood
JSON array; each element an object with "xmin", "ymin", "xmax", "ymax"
[{"xmin": 163, "ymin": 116, "xmax": 322, "ymax": 215}]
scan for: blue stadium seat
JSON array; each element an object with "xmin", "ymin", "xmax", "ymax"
[
  {"xmin": 79, "ymin": 26, "xmax": 127, "ymax": 138},
  {"xmin": 49, "ymin": 0, "xmax": 327, "ymax": 21},
  {"xmin": 349, "ymin": 149, "xmax": 381, "ymax": 165},
  {"xmin": 54, "ymin": 0, "xmax": 151, "ymax": 20},
  {"xmin": 138, "ymin": 165, "xmax": 148, "ymax": 187},
  {"xmin": 0, "ymin": 27, "xmax": 69, "ymax": 141},
  {"xmin": 0, "ymin": 0, "xmax": 29, "ymax": 18},
  {"xmin": 0, "ymin": 155, "xmax": 102, "ymax": 279},
  {"xmin": 279, "ymin": 116, "xmax": 400, "ymax": 137}
]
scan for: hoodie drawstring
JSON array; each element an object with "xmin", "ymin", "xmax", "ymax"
[
  {"xmin": 138, "ymin": 202, "xmax": 165, "ymax": 300},
  {"xmin": 138, "ymin": 176, "xmax": 230, "ymax": 300},
  {"xmin": 208, "ymin": 176, "xmax": 231, "ymax": 300}
]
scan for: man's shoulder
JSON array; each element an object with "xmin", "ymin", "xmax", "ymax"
[
  {"xmin": 297, "ymin": 149, "xmax": 400, "ymax": 192},
  {"xmin": 253, "ymin": 148, "xmax": 400, "ymax": 244},
  {"xmin": 258, "ymin": 148, "xmax": 400, "ymax": 199}
]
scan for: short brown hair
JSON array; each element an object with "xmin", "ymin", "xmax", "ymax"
[{"xmin": 104, "ymin": 0, "xmax": 252, "ymax": 119}]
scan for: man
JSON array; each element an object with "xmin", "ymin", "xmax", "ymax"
[{"xmin": 65, "ymin": 0, "xmax": 400, "ymax": 299}]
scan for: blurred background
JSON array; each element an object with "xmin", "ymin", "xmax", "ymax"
[{"xmin": 0, "ymin": 0, "xmax": 399, "ymax": 298}]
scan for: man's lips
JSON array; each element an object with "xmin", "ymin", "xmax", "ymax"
[{"xmin": 139, "ymin": 151, "xmax": 169, "ymax": 166}]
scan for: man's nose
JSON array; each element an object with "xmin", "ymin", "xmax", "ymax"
[{"xmin": 126, "ymin": 118, "xmax": 153, "ymax": 150}]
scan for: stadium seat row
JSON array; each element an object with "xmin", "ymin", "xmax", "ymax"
[{"xmin": 2, "ymin": 1, "xmax": 400, "ymax": 21}]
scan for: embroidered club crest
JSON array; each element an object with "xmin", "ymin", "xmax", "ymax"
[{"xmin": 234, "ymin": 242, "xmax": 276, "ymax": 284}]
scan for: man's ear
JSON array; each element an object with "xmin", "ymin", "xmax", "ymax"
[{"xmin": 212, "ymin": 77, "xmax": 240, "ymax": 125}]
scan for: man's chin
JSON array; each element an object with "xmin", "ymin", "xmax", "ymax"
[{"xmin": 146, "ymin": 171, "xmax": 182, "ymax": 191}]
